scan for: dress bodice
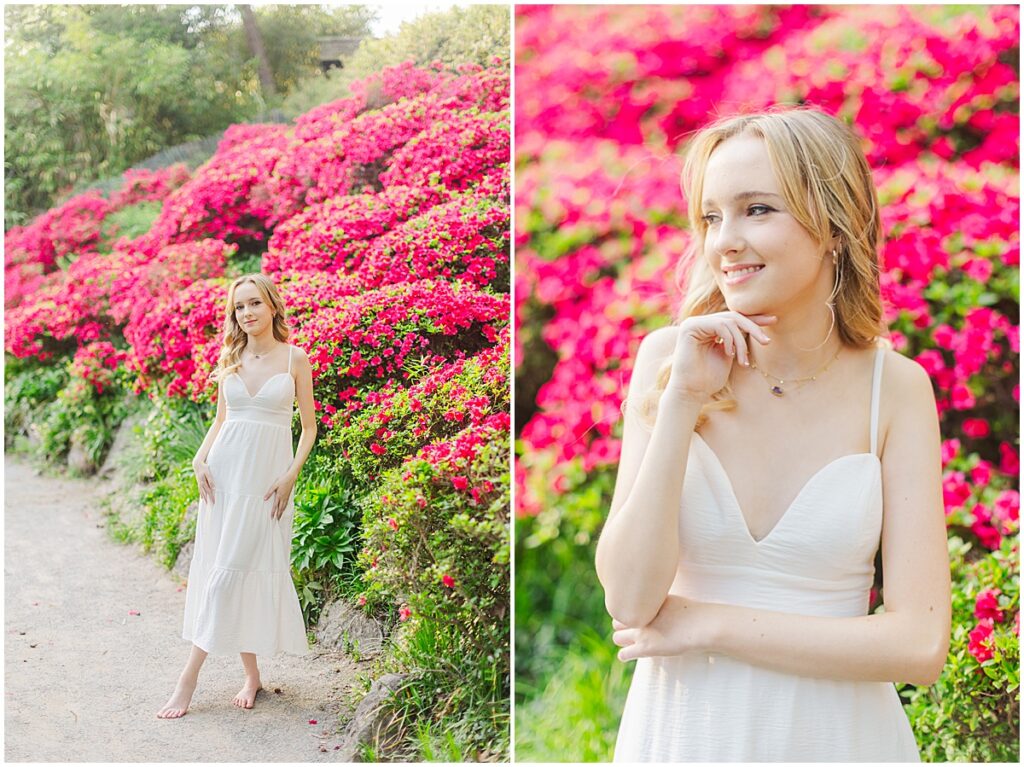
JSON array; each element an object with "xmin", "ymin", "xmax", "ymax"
[
  {"xmin": 223, "ymin": 346, "xmax": 295, "ymax": 428},
  {"xmin": 671, "ymin": 347, "xmax": 887, "ymax": 619}
]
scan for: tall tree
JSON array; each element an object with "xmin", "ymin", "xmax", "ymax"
[{"xmin": 239, "ymin": 4, "xmax": 276, "ymax": 99}]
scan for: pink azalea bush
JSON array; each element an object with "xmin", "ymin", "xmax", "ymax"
[
  {"xmin": 6, "ymin": 59, "xmax": 510, "ymax": 696},
  {"xmin": 515, "ymin": 5, "xmax": 1018, "ymax": 761},
  {"xmin": 3, "ymin": 164, "xmax": 192, "ymax": 311},
  {"xmin": 360, "ymin": 414, "xmax": 510, "ymax": 657},
  {"xmin": 356, "ymin": 194, "xmax": 510, "ymax": 290},
  {"xmin": 326, "ymin": 329, "xmax": 509, "ymax": 482}
]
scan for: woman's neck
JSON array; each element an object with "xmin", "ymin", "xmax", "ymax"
[
  {"xmin": 245, "ymin": 331, "xmax": 278, "ymax": 358},
  {"xmin": 747, "ymin": 305, "xmax": 842, "ymax": 380}
]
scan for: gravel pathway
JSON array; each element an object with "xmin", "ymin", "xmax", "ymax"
[{"xmin": 4, "ymin": 455, "xmax": 360, "ymax": 762}]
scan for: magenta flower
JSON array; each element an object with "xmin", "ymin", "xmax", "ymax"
[
  {"xmin": 968, "ymin": 619, "xmax": 995, "ymax": 664},
  {"xmin": 974, "ymin": 589, "xmax": 1005, "ymax": 623},
  {"xmin": 962, "ymin": 418, "xmax": 990, "ymax": 439}
]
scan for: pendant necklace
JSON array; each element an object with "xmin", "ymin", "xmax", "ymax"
[
  {"xmin": 248, "ymin": 343, "xmax": 277, "ymax": 360},
  {"xmin": 750, "ymin": 347, "xmax": 841, "ymax": 397}
]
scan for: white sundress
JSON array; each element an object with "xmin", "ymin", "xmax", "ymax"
[
  {"xmin": 614, "ymin": 347, "xmax": 921, "ymax": 762},
  {"xmin": 182, "ymin": 345, "xmax": 308, "ymax": 656}
]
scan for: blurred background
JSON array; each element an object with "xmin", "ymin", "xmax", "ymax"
[{"xmin": 514, "ymin": 5, "xmax": 1019, "ymax": 762}]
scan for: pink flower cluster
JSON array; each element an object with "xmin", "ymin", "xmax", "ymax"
[
  {"xmin": 132, "ymin": 123, "xmax": 292, "ymax": 254},
  {"xmin": 289, "ymin": 279, "xmax": 507, "ymax": 426},
  {"xmin": 258, "ymin": 65, "xmax": 509, "ymax": 226},
  {"xmin": 69, "ymin": 341, "xmax": 128, "ymax": 396},
  {"xmin": 357, "ymin": 194, "xmax": 510, "ymax": 290},
  {"xmin": 3, "ymin": 164, "xmax": 193, "ymax": 314},
  {"xmin": 968, "ymin": 587, "xmax": 1016, "ymax": 664},
  {"xmin": 328, "ymin": 328, "xmax": 509, "ymax": 477},
  {"xmin": 514, "ymin": 6, "xmax": 1019, "ymax": 529},
  {"xmin": 125, "ymin": 278, "xmax": 229, "ymax": 399},
  {"xmin": 416, "ymin": 412, "xmax": 511, "ymax": 508},
  {"xmin": 106, "ymin": 164, "xmax": 192, "ymax": 211},
  {"xmin": 264, "ymin": 186, "xmax": 437, "ymax": 275}
]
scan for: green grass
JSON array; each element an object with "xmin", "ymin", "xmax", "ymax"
[
  {"xmin": 353, "ymin": 617, "xmax": 509, "ymax": 761},
  {"xmin": 515, "ymin": 627, "xmax": 633, "ymax": 763}
]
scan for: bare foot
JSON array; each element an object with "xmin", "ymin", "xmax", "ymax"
[
  {"xmin": 157, "ymin": 675, "xmax": 197, "ymax": 719},
  {"xmin": 232, "ymin": 677, "xmax": 262, "ymax": 709}
]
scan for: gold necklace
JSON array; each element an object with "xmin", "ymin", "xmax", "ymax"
[
  {"xmin": 248, "ymin": 342, "xmax": 279, "ymax": 360},
  {"xmin": 750, "ymin": 347, "xmax": 841, "ymax": 397}
]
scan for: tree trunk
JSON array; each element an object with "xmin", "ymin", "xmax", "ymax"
[{"xmin": 239, "ymin": 4, "xmax": 276, "ymax": 98}]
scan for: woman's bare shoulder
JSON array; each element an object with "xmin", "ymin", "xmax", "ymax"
[
  {"xmin": 628, "ymin": 326, "xmax": 678, "ymax": 396},
  {"xmin": 636, "ymin": 326, "xmax": 678, "ymax": 366},
  {"xmin": 878, "ymin": 347, "xmax": 938, "ymax": 444},
  {"xmin": 880, "ymin": 347, "xmax": 934, "ymax": 403},
  {"xmin": 287, "ymin": 343, "xmax": 311, "ymax": 370}
]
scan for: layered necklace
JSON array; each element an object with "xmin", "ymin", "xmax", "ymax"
[{"xmin": 749, "ymin": 347, "xmax": 841, "ymax": 397}]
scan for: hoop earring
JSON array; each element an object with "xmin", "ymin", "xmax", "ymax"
[{"xmin": 798, "ymin": 248, "xmax": 841, "ymax": 352}]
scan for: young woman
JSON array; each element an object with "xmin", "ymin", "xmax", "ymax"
[
  {"xmin": 157, "ymin": 273, "xmax": 317, "ymax": 719},
  {"xmin": 595, "ymin": 109, "xmax": 950, "ymax": 761}
]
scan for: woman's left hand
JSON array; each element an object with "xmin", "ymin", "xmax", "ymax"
[
  {"xmin": 612, "ymin": 595, "xmax": 714, "ymax": 661},
  {"xmin": 264, "ymin": 472, "xmax": 296, "ymax": 520}
]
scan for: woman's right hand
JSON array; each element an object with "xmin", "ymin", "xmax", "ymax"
[
  {"xmin": 194, "ymin": 461, "xmax": 215, "ymax": 505},
  {"xmin": 667, "ymin": 312, "xmax": 777, "ymax": 402}
]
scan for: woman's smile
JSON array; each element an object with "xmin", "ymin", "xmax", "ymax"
[{"xmin": 721, "ymin": 264, "xmax": 765, "ymax": 285}]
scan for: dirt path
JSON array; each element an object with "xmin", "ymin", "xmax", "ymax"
[{"xmin": 4, "ymin": 455, "xmax": 360, "ymax": 762}]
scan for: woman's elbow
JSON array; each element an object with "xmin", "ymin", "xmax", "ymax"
[
  {"xmin": 606, "ymin": 598, "xmax": 655, "ymax": 626},
  {"xmin": 907, "ymin": 632, "xmax": 950, "ymax": 686},
  {"xmin": 907, "ymin": 655, "xmax": 945, "ymax": 686},
  {"xmin": 603, "ymin": 593, "xmax": 659, "ymax": 629}
]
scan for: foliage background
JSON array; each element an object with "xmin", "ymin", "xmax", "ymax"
[
  {"xmin": 4, "ymin": 5, "xmax": 510, "ymax": 761},
  {"xmin": 514, "ymin": 5, "xmax": 1019, "ymax": 762},
  {"xmin": 3, "ymin": 3, "xmax": 510, "ymax": 230}
]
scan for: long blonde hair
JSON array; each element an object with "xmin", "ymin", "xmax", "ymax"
[
  {"xmin": 640, "ymin": 107, "xmax": 885, "ymax": 425},
  {"xmin": 210, "ymin": 273, "xmax": 291, "ymax": 383}
]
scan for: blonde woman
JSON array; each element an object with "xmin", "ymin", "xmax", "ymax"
[
  {"xmin": 595, "ymin": 109, "xmax": 950, "ymax": 761},
  {"xmin": 158, "ymin": 273, "xmax": 317, "ymax": 718}
]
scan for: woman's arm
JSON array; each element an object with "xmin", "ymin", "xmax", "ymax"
[
  {"xmin": 284, "ymin": 346, "xmax": 318, "ymax": 480},
  {"xmin": 597, "ymin": 315, "xmax": 775, "ymax": 627},
  {"xmin": 613, "ymin": 352, "xmax": 952, "ymax": 686},
  {"xmin": 193, "ymin": 381, "xmax": 227, "ymax": 467},
  {"xmin": 265, "ymin": 347, "xmax": 318, "ymax": 519},
  {"xmin": 595, "ymin": 325, "xmax": 703, "ymax": 627}
]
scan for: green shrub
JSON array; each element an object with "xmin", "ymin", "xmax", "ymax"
[
  {"xmin": 290, "ymin": 473, "xmax": 365, "ymax": 625},
  {"xmin": 358, "ymin": 420, "xmax": 509, "ymax": 759},
  {"xmin": 102, "ymin": 393, "xmax": 209, "ymax": 566},
  {"xmin": 138, "ymin": 463, "xmax": 199, "ymax": 569},
  {"xmin": 515, "ymin": 466, "xmax": 614, "ymax": 688},
  {"xmin": 902, "ymin": 536, "xmax": 1020, "ymax": 762},
  {"xmin": 3, "ymin": 356, "xmax": 70, "ymax": 449},
  {"xmin": 98, "ymin": 200, "xmax": 162, "ymax": 251},
  {"xmin": 374, "ymin": 617, "xmax": 510, "ymax": 762},
  {"xmin": 33, "ymin": 344, "xmax": 134, "ymax": 472}
]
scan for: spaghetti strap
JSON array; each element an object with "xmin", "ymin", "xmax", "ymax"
[
  {"xmin": 287, "ymin": 345, "xmax": 292, "ymax": 376},
  {"xmin": 869, "ymin": 347, "xmax": 885, "ymax": 456}
]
